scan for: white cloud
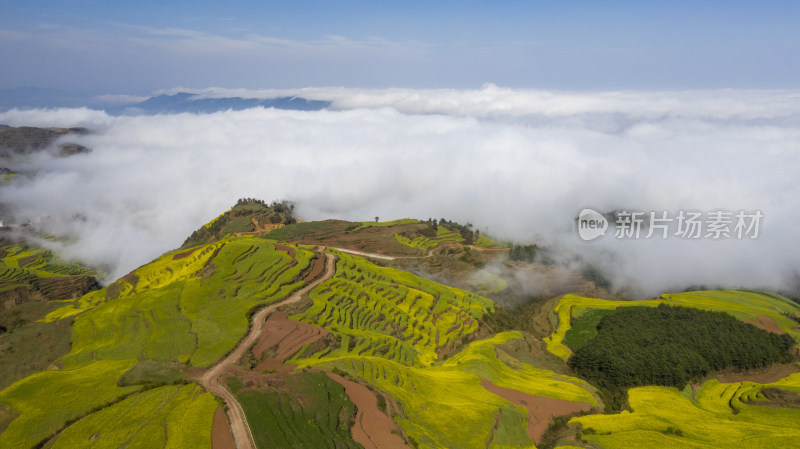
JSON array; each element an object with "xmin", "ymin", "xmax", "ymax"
[{"xmin": 0, "ymin": 87, "xmax": 798, "ymax": 297}]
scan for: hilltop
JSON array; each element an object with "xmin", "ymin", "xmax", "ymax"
[
  {"xmin": 0, "ymin": 125, "xmax": 89, "ymax": 157},
  {"xmin": 0, "ymin": 201, "xmax": 798, "ymax": 449}
]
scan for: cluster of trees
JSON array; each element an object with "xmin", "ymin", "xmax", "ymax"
[
  {"xmin": 568, "ymin": 304, "xmax": 796, "ymax": 390},
  {"xmin": 508, "ymin": 244, "xmax": 539, "ymax": 262},
  {"xmin": 508, "ymin": 244, "xmax": 559, "ymax": 266},
  {"xmin": 235, "ymin": 197, "xmax": 267, "ymax": 205},
  {"xmin": 233, "ymin": 199, "xmax": 295, "ymax": 219},
  {"xmin": 424, "ymin": 217, "xmax": 479, "ymax": 244}
]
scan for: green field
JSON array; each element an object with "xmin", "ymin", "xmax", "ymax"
[
  {"xmin": 0, "ymin": 359, "xmax": 142, "ymax": 448},
  {"xmin": 50, "ymin": 384, "xmax": 216, "ymax": 449},
  {"xmin": 474, "ymin": 233, "xmax": 504, "ymax": 248},
  {"xmin": 235, "ymin": 372, "xmax": 361, "ymax": 449}
]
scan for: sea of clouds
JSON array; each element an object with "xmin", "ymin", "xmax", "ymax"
[{"xmin": 2, "ymin": 85, "xmax": 799, "ymax": 296}]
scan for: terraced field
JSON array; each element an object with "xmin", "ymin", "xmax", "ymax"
[
  {"xmin": 291, "ymin": 251, "xmax": 599, "ymax": 448},
  {"xmin": 394, "ymin": 233, "xmax": 439, "ymax": 251},
  {"xmin": 0, "ymin": 239, "xmax": 102, "ymax": 389},
  {"xmin": 294, "ymin": 250, "xmax": 494, "ymax": 366},
  {"xmin": 392, "ymin": 225, "xmax": 469, "ymax": 252},
  {"xmin": 0, "ymin": 240, "xmax": 100, "ymax": 300},
  {"xmin": 296, "ymin": 332, "xmax": 599, "ymax": 449},
  {"xmin": 571, "ymin": 369, "xmax": 800, "ymax": 449}
]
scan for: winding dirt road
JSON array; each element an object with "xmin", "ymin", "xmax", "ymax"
[
  {"xmin": 330, "ymin": 246, "xmax": 437, "ymax": 260},
  {"xmin": 330, "ymin": 243, "xmax": 505, "ymax": 261},
  {"xmin": 200, "ymin": 248, "xmax": 335, "ymax": 449}
]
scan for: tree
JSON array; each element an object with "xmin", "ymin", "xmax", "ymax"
[{"xmin": 375, "ymin": 216, "xmax": 379, "ymax": 222}]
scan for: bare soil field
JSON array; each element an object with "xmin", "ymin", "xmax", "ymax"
[
  {"xmin": 251, "ymin": 311, "xmax": 329, "ymax": 373},
  {"xmin": 481, "ymin": 379, "xmax": 591, "ymax": 443},
  {"xmin": 326, "ymin": 372, "xmax": 410, "ymax": 449},
  {"xmin": 718, "ymin": 362, "xmax": 800, "ymax": 383},
  {"xmin": 743, "ymin": 314, "xmax": 785, "ymax": 334},
  {"xmin": 212, "ymin": 407, "xmax": 236, "ymax": 449}
]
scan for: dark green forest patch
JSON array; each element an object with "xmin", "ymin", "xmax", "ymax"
[{"xmin": 569, "ymin": 304, "xmax": 796, "ymax": 390}]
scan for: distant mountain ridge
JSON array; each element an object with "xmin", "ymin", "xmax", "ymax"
[
  {"xmin": 129, "ymin": 92, "xmax": 330, "ymax": 114},
  {"xmin": 0, "ymin": 87, "xmax": 330, "ymax": 114}
]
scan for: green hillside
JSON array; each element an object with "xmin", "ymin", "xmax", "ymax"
[{"xmin": 0, "ymin": 206, "xmax": 798, "ymax": 449}]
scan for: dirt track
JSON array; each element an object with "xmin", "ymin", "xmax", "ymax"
[
  {"xmin": 202, "ymin": 248, "xmax": 335, "ymax": 449},
  {"xmin": 331, "ymin": 246, "xmax": 436, "ymax": 260}
]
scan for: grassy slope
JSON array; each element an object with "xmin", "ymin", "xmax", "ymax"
[
  {"xmin": 0, "ymin": 359, "xmax": 142, "ymax": 448},
  {"xmin": 44, "ymin": 236, "xmax": 312, "ymax": 368},
  {"xmin": 0, "ymin": 235, "xmax": 313, "ymax": 449},
  {"xmin": 353, "ymin": 218, "xmax": 421, "ymax": 231}
]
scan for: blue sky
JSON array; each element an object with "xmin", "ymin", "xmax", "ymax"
[{"xmin": 1, "ymin": 0, "xmax": 798, "ymax": 93}]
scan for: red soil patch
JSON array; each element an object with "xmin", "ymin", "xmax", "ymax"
[
  {"xmin": 481, "ymin": 379, "xmax": 591, "ymax": 444},
  {"xmin": 326, "ymin": 372, "xmax": 410, "ymax": 449},
  {"xmin": 212, "ymin": 407, "xmax": 236, "ymax": 449},
  {"xmin": 172, "ymin": 247, "xmax": 199, "ymax": 260},
  {"xmin": 273, "ymin": 243, "xmax": 295, "ymax": 259},
  {"xmin": 251, "ymin": 312, "xmax": 328, "ymax": 373},
  {"xmin": 743, "ymin": 315, "xmax": 785, "ymax": 334},
  {"xmin": 718, "ymin": 363, "xmax": 800, "ymax": 384},
  {"xmin": 303, "ymin": 252, "xmax": 326, "ymax": 282}
]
